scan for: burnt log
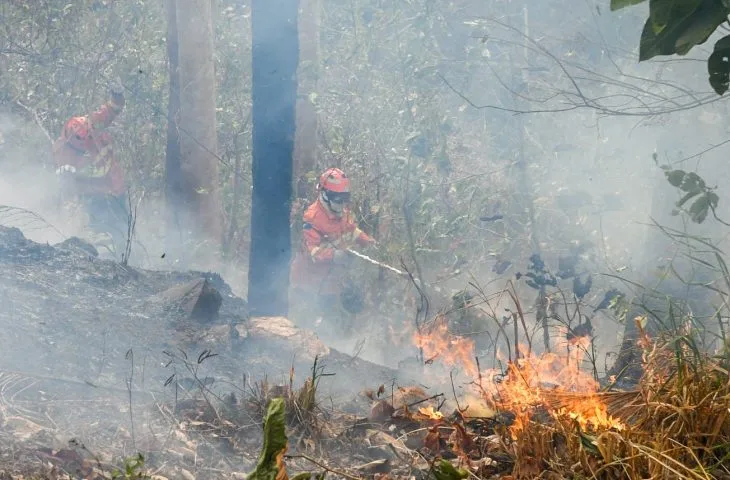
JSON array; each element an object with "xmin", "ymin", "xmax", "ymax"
[{"xmin": 151, "ymin": 278, "xmax": 223, "ymax": 323}]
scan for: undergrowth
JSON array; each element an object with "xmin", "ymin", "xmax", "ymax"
[{"xmin": 504, "ymin": 318, "xmax": 730, "ymax": 479}]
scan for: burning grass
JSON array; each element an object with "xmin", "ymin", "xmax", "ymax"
[
  {"xmin": 413, "ymin": 313, "xmax": 730, "ymax": 479},
  {"xmin": 148, "ymin": 311, "xmax": 730, "ymax": 480}
]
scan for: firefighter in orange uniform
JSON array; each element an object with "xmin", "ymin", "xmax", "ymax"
[
  {"xmin": 290, "ymin": 168, "xmax": 376, "ymax": 331},
  {"xmin": 53, "ymin": 77, "xmax": 129, "ymax": 258}
]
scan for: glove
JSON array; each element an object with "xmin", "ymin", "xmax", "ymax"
[
  {"xmin": 332, "ymin": 249, "xmax": 351, "ymax": 266},
  {"xmin": 109, "ymin": 76, "xmax": 124, "ymax": 96},
  {"xmin": 55, "ymin": 164, "xmax": 77, "ymax": 176}
]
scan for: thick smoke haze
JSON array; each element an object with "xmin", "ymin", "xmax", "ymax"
[{"xmin": 2, "ymin": 0, "xmax": 730, "ymax": 475}]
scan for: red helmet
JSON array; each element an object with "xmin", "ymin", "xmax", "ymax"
[
  {"xmin": 63, "ymin": 116, "xmax": 92, "ymax": 151},
  {"xmin": 317, "ymin": 167, "xmax": 351, "ymax": 208},
  {"xmin": 317, "ymin": 168, "xmax": 350, "ymax": 193}
]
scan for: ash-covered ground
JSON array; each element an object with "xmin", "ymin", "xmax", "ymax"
[{"xmin": 0, "ymin": 226, "xmax": 426, "ymax": 478}]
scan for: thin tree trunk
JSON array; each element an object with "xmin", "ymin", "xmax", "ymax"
[
  {"xmin": 175, "ymin": 0, "xmax": 222, "ymax": 252},
  {"xmin": 513, "ymin": 6, "xmax": 549, "ymax": 352},
  {"xmin": 294, "ymin": 0, "xmax": 320, "ymax": 198},
  {"xmin": 247, "ymin": 0, "xmax": 299, "ymax": 316},
  {"xmin": 164, "ymin": 0, "xmax": 183, "ymax": 249},
  {"xmin": 224, "ymin": 135, "xmax": 242, "ymax": 257}
]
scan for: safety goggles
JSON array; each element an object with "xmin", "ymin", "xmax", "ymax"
[{"xmin": 324, "ymin": 190, "xmax": 351, "ymax": 204}]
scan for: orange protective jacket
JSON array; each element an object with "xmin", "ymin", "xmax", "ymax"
[
  {"xmin": 52, "ymin": 97, "xmax": 126, "ymax": 197},
  {"xmin": 290, "ymin": 198, "xmax": 374, "ymax": 296}
]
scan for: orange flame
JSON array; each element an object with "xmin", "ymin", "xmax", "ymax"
[
  {"xmin": 413, "ymin": 316, "xmax": 479, "ymax": 378},
  {"xmin": 414, "ymin": 318, "xmax": 625, "ymax": 436}
]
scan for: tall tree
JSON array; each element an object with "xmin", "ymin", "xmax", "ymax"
[
  {"xmin": 164, "ymin": 0, "xmax": 183, "ymax": 248},
  {"xmin": 247, "ymin": 0, "xmax": 299, "ymax": 316},
  {"xmin": 174, "ymin": 0, "xmax": 222, "ymax": 254},
  {"xmin": 294, "ymin": 0, "xmax": 320, "ymax": 198}
]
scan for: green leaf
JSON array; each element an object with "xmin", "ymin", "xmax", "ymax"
[
  {"xmin": 649, "ymin": 0, "xmax": 702, "ymax": 35},
  {"xmin": 639, "ymin": 0, "xmax": 727, "ymax": 60},
  {"xmin": 580, "ymin": 432, "xmax": 601, "ymax": 455},
  {"xmin": 677, "ymin": 190, "xmax": 700, "ymax": 208},
  {"xmin": 689, "ymin": 192, "xmax": 715, "ymax": 223},
  {"xmin": 675, "ymin": 2, "xmax": 729, "ymax": 55},
  {"xmin": 610, "ymin": 0, "xmax": 648, "ymax": 11},
  {"xmin": 708, "ymin": 34, "xmax": 730, "ymax": 94},
  {"xmin": 665, "ymin": 169, "xmax": 686, "ymax": 187},
  {"xmin": 248, "ymin": 398, "xmax": 288, "ymax": 480},
  {"xmin": 433, "ymin": 459, "xmax": 469, "ymax": 480},
  {"xmin": 678, "ymin": 171, "xmax": 706, "ymax": 193},
  {"xmin": 708, "ymin": 191, "xmax": 720, "ymax": 208}
]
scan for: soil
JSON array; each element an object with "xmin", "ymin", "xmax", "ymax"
[{"xmin": 0, "ymin": 226, "xmax": 431, "ymax": 479}]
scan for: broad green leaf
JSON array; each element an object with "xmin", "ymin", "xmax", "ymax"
[
  {"xmin": 708, "ymin": 191, "xmax": 720, "ymax": 208},
  {"xmin": 674, "ymin": 1, "xmax": 729, "ymax": 55},
  {"xmin": 610, "ymin": 0, "xmax": 648, "ymax": 11},
  {"xmin": 678, "ymin": 171, "xmax": 706, "ymax": 193},
  {"xmin": 708, "ymin": 34, "xmax": 730, "ymax": 94},
  {"xmin": 664, "ymin": 169, "xmax": 686, "ymax": 187},
  {"xmin": 248, "ymin": 398, "xmax": 288, "ymax": 480},
  {"xmin": 689, "ymin": 193, "xmax": 714, "ymax": 223},
  {"xmin": 639, "ymin": 0, "xmax": 727, "ymax": 60},
  {"xmin": 649, "ymin": 0, "xmax": 702, "ymax": 35},
  {"xmin": 433, "ymin": 459, "xmax": 469, "ymax": 480},
  {"xmin": 677, "ymin": 190, "xmax": 700, "ymax": 208}
]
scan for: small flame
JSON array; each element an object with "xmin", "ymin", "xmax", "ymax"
[
  {"xmin": 414, "ymin": 319, "xmax": 625, "ymax": 436},
  {"xmin": 413, "ymin": 315, "xmax": 479, "ymax": 378},
  {"xmin": 418, "ymin": 406, "xmax": 444, "ymax": 420}
]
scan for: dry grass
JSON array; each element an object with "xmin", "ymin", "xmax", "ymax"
[
  {"xmin": 499, "ymin": 324, "xmax": 730, "ymax": 479},
  {"xmin": 245, "ymin": 356, "xmax": 325, "ymax": 433}
]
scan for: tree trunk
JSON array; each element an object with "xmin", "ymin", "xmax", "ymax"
[
  {"xmin": 609, "ymin": 140, "xmax": 717, "ymax": 382},
  {"xmin": 247, "ymin": 0, "xmax": 299, "ymax": 317},
  {"xmin": 164, "ymin": 0, "xmax": 183, "ymax": 248},
  {"xmin": 294, "ymin": 0, "xmax": 320, "ymax": 198},
  {"xmin": 175, "ymin": 0, "xmax": 222, "ymax": 254}
]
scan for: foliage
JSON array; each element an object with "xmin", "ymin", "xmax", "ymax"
[
  {"xmin": 611, "ymin": 0, "xmax": 730, "ymax": 94},
  {"xmin": 505, "ymin": 323, "xmax": 730, "ymax": 479},
  {"xmin": 110, "ymin": 453, "xmax": 150, "ymax": 480},
  {"xmin": 248, "ymin": 397, "xmax": 289, "ymax": 480},
  {"xmin": 245, "ymin": 356, "xmax": 326, "ymax": 430},
  {"xmin": 432, "ymin": 459, "xmax": 469, "ymax": 480},
  {"xmin": 654, "ymin": 154, "xmax": 722, "ymax": 225}
]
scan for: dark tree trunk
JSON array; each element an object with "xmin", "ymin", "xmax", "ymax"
[
  {"xmin": 247, "ymin": 0, "xmax": 299, "ymax": 317},
  {"xmin": 164, "ymin": 0, "xmax": 183, "ymax": 245}
]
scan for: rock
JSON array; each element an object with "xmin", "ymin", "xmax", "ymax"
[
  {"xmin": 369, "ymin": 400, "xmax": 395, "ymax": 422},
  {"xmin": 365, "ymin": 430, "xmax": 410, "ymax": 461},
  {"xmin": 180, "ymin": 468, "xmax": 196, "ymax": 480},
  {"xmin": 151, "ymin": 278, "xmax": 223, "ymax": 322},
  {"xmin": 53, "ymin": 237, "xmax": 99, "ymax": 258},
  {"xmin": 202, "ymin": 324, "xmax": 236, "ymax": 344},
  {"xmin": 234, "ymin": 323, "xmax": 249, "ymax": 339},
  {"xmin": 246, "ymin": 316, "xmax": 330, "ymax": 360}
]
